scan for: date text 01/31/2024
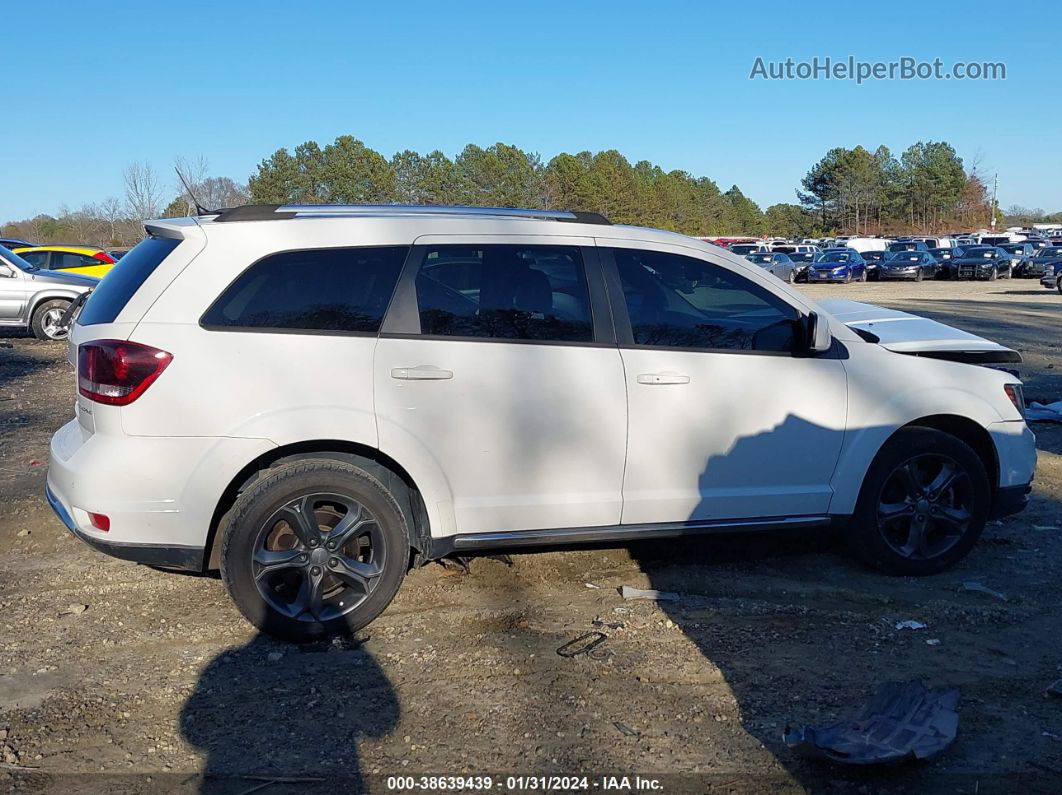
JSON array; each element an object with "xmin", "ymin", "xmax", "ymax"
[{"xmin": 385, "ymin": 775, "xmax": 663, "ymax": 791}]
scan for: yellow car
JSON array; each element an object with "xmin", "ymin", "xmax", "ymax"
[{"xmin": 12, "ymin": 245, "xmax": 117, "ymax": 279}]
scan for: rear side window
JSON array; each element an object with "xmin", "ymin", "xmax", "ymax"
[
  {"xmin": 202, "ymin": 246, "xmax": 408, "ymax": 333},
  {"xmin": 79, "ymin": 237, "xmax": 181, "ymax": 325},
  {"xmin": 414, "ymin": 245, "xmax": 593, "ymax": 342}
]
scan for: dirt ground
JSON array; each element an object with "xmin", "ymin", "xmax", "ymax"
[{"xmin": 1, "ymin": 279, "xmax": 1061, "ymax": 794}]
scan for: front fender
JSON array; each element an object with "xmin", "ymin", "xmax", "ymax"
[{"xmin": 830, "ymin": 353, "xmax": 1007, "ymax": 514}]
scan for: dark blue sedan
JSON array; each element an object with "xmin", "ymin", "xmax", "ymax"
[{"xmin": 808, "ymin": 249, "xmax": 868, "ymax": 283}]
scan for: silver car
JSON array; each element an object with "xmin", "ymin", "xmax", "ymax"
[
  {"xmin": 743, "ymin": 251, "xmax": 798, "ymax": 283},
  {"xmin": 0, "ymin": 246, "xmax": 96, "ymax": 340}
]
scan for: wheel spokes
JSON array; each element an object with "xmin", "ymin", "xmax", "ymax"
[
  {"xmin": 900, "ymin": 514, "xmax": 929, "ymax": 558},
  {"xmin": 897, "ymin": 461, "xmax": 924, "ymax": 497},
  {"xmin": 331, "ymin": 555, "xmax": 382, "ymax": 592},
  {"xmin": 925, "ymin": 462, "xmax": 959, "ymax": 497},
  {"xmin": 323, "ymin": 505, "xmax": 371, "ymax": 551},
  {"xmin": 878, "ymin": 500, "xmax": 911, "ymax": 523},
  {"xmin": 293, "ymin": 565, "xmax": 327, "ymax": 620},
  {"xmin": 252, "ymin": 547, "xmax": 303, "ymax": 580}
]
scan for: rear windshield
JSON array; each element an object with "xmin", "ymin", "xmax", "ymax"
[{"xmin": 78, "ymin": 237, "xmax": 181, "ymax": 325}]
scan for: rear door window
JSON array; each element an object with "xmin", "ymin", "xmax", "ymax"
[
  {"xmin": 78, "ymin": 237, "xmax": 181, "ymax": 325},
  {"xmin": 413, "ymin": 245, "xmax": 594, "ymax": 343},
  {"xmin": 202, "ymin": 246, "xmax": 408, "ymax": 333}
]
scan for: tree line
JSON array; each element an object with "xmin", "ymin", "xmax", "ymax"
[{"xmin": 2, "ymin": 137, "xmax": 1040, "ymax": 247}]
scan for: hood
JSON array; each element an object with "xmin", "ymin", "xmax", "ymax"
[
  {"xmin": 818, "ymin": 299, "xmax": 1020, "ymax": 364},
  {"xmin": 30, "ymin": 269, "xmax": 98, "ymax": 288}
]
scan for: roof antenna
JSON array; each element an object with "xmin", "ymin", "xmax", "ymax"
[{"xmin": 174, "ymin": 166, "xmax": 213, "ymax": 216}]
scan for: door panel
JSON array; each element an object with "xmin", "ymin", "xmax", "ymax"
[
  {"xmin": 619, "ymin": 347, "xmax": 846, "ymax": 523},
  {"xmin": 375, "ymin": 240, "xmax": 626, "ymax": 536},
  {"xmin": 601, "ymin": 242, "xmax": 848, "ymax": 524},
  {"xmin": 375, "ymin": 337, "xmax": 627, "ymax": 534},
  {"xmin": 0, "ymin": 270, "xmax": 28, "ymax": 320}
]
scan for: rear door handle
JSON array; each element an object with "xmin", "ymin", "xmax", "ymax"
[
  {"xmin": 636, "ymin": 372, "xmax": 690, "ymax": 385},
  {"xmin": 391, "ymin": 365, "xmax": 454, "ymax": 381}
]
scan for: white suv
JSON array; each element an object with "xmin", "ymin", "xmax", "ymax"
[{"xmin": 46, "ymin": 205, "xmax": 1036, "ymax": 641}]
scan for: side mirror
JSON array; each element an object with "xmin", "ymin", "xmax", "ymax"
[
  {"xmin": 803, "ymin": 312, "xmax": 832, "ymax": 353},
  {"xmin": 0, "ymin": 264, "xmax": 15, "ymax": 278}
]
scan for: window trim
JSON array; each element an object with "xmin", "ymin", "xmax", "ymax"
[
  {"xmin": 198, "ymin": 244, "xmax": 412, "ymax": 337},
  {"xmin": 380, "ymin": 243, "xmax": 616, "ymax": 347},
  {"xmin": 599, "ymin": 245, "xmax": 806, "ymax": 357}
]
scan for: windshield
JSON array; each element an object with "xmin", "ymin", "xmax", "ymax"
[
  {"xmin": 962, "ymin": 247, "xmax": 995, "ymax": 258},
  {"xmin": 745, "ymin": 253, "xmax": 773, "ymax": 263},
  {"xmin": 1038, "ymin": 247, "xmax": 1062, "ymax": 257},
  {"xmin": 863, "ymin": 251, "xmax": 886, "ymax": 260},
  {"xmin": 0, "ymin": 246, "xmax": 36, "ymax": 272},
  {"xmin": 1000, "ymin": 244, "xmax": 1025, "ymax": 254},
  {"xmin": 789, "ymin": 252, "xmax": 814, "ymax": 262},
  {"xmin": 891, "ymin": 253, "xmax": 922, "ymax": 263},
  {"xmin": 816, "ymin": 251, "xmax": 853, "ymax": 263}
]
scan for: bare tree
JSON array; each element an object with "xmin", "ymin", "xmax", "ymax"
[
  {"xmin": 98, "ymin": 197, "xmax": 126, "ymax": 246},
  {"xmin": 124, "ymin": 161, "xmax": 163, "ymax": 232},
  {"xmin": 174, "ymin": 155, "xmax": 210, "ymax": 215}
]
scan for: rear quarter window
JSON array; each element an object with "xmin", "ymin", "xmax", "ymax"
[
  {"xmin": 78, "ymin": 237, "xmax": 181, "ymax": 325},
  {"xmin": 201, "ymin": 246, "xmax": 408, "ymax": 334}
]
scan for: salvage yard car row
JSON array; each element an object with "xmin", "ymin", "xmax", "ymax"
[{"xmin": 723, "ymin": 234, "xmax": 1062, "ymax": 292}]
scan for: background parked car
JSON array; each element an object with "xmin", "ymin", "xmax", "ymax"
[
  {"xmin": 878, "ymin": 250, "xmax": 940, "ymax": 281},
  {"xmin": 0, "ymin": 245, "xmax": 96, "ymax": 340},
  {"xmin": 11, "ymin": 245, "xmax": 116, "ymax": 280},
  {"xmin": 787, "ymin": 251, "xmax": 816, "ymax": 281},
  {"xmin": 999, "ymin": 242, "xmax": 1036, "ymax": 276},
  {"xmin": 107, "ymin": 247, "xmax": 133, "ymax": 261},
  {"xmin": 1042, "ymin": 263, "xmax": 1061, "ymax": 293},
  {"xmin": 0, "ymin": 237, "xmax": 35, "ymax": 250},
  {"xmin": 949, "ymin": 246, "xmax": 1014, "ymax": 281},
  {"xmin": 1021, "ymin": 245, "xmax": 1062, "ymax": 279},
  {"xmin": 887, "ymin": 240, "xmax": 930, "ymax": 253},
  {"xmin": 928, "ymin": 246, "xmax": 965, "ymax": 265},
  {"xmin": 808, "ymin": 249, "xmax": 868, "ymax": 283},
  {"xmin": 743, "ymin": 250, "xmax": 797, "ymax": 282},
  {"xmin": 729, "ymin": 242, "xmax": 768, "ymax": 256},
  {"xmin": 861, "ymin": 250, "xmax": 888, "ymax": 280}
]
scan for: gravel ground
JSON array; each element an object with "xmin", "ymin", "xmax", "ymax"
[{"xmin": 1, "ymin": 279, "xmax": 1060, "ymax": 794}]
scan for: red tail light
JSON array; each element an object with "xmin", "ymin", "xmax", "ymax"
[
  {"xmin": 78, "ymin": 340, "xmax": 173, "ymax": 406},
  {"xmin": 93, "ymin": 251, "xmax": 116, "ymax": 264},
  {"xmin": 88, "ymin": 512, "xmax": 110, "ymax": 531}
]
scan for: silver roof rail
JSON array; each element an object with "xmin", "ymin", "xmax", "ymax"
[{"xmin": 211, "ymin": 204, "xmax": 611, "ymax": 225}]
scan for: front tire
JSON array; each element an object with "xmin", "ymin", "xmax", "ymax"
[
  {"xmin": 30, "ymin": 299, "xmax": 71, "ymax": 341},
  {"xmin": 220, "ymin": 458, "xmax": 408, "ymax": 642},
  {"xmin": 987, "ymin": 268, "xmax": 998, "ymax": 281},
  {"xmin": 848, "ymin": 427, "xmax": 989, "ymax": 576},
  {"xmin": 914, "ymin": 269, "xmax": 924, "ymax": 282}
]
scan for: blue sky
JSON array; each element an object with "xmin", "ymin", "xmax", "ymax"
[{"xmin": 3, "ymin": 0, "xmax": 1059, "ymax": 221}]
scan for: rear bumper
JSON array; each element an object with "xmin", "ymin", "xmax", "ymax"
[
  {"xmin": 990, "ymin": 483, "xmax": 1032, "ymax": 520},
  {"xmin": 46, "ymin": 483, "xmax": 204, "ymax": 570}
]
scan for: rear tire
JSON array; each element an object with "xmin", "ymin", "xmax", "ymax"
[
  {"xmin": 220, "ymin": 458, "xmax": 408, "ymax": 642},
  {"xmin": 30, "ymin": 299, "xmax": 71, "ymax": 341},
  {"xmin": 848, "ymin": 428, "xmax": 989, "ymax": 576}
]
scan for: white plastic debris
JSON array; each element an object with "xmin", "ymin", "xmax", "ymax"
[
  {"xmin": 620, "ymin": 585, "xmax": 680, "ymax": 602},
  {"xmin": 1026, "ymin": 400, "xmax": 1062, "ymax": 423},
  {"xmin": 962, "ymin": 581, "xmax": 1008, "ymax": 602},
  {"xmin": 926, "ymin": 639, "xmax": 941, "ymax": 646},
  {"xmin": 895, "ymin": 620, "xmax": 927, "ymax": 631},
  {"xmin": 585, "ymin": 582, "xmax": 600, "ymax": 589}
]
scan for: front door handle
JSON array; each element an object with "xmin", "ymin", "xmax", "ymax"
[
  {"xmin": 391, "ymin": 365, "xmax": 454, "ymax": 381},
  {"xmin": 636, "ymin": 372, "xmax": 690, "ymax": 386}
]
